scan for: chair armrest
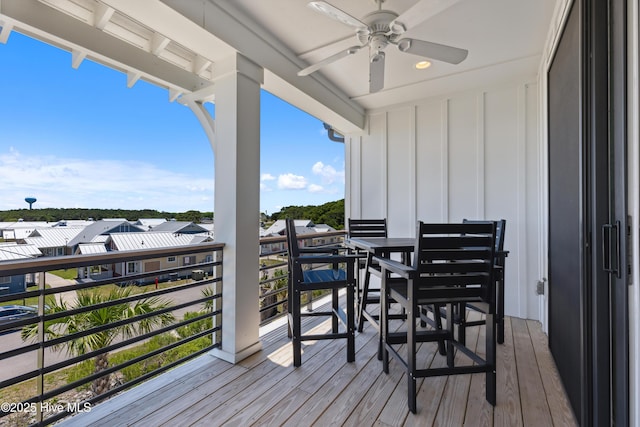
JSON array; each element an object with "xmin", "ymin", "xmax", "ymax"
[
  {"xmin": 299, "ymin": 245, "xmax": 346, "ymax": 255},
  {"xmin": 374, "ymin": 256, "xmax": 416, "ymax": 279},
  {"xmin": 293, "ymin": 254, "xmax": 358, "ymax": 265}
]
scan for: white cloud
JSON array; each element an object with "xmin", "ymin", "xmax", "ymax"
[
  {"xmin": 311, "ymin": 161, "xmax": 344, "ymax": 184},
  {"xmin": 261, "ymin": 173, "xmax": 275, "ymax": 181},
  {"xmin": 308, "ymin": 184, "xmax": 324, "ymax": 193},
  {"xmin": 0, "ymin": 149, "xmax": 214, "ymax": 212},
  {"xmin": 278, "ymin": 173, "xmax": 307, "ymax": 190}
]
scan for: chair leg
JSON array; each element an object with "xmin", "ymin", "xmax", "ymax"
[
  {"xmin": 486, "ymin": 312, "xmax": 497, "ymax": 405},
  {"xmin": 381, "ymin": 275, "xmax": 389, "ymax": 371},
  {"xmin": 292, "ymin": 288, "xmax": 302, "ymax": 367},
  {"xmin": 407, "ymin": 298, "xmax": 417, "ymax": 414},
  {"xmin": 346, "ymin": 282, "xmax": 355, "ymax": 363},
  {"xmin": 357, "ymin": 254, "xmax": 373, "ymax": 332},
  {"xmin": 432, "ymin": 304, "xmax": 447, "ymax": 356},
  {"xmin": 287, "ymin": 275, "xmax": 293, "ymax": 338},
  {"xmin": 332, "ymin": 288, "xmax": 339, "ymax": 333},
  {"xmin": 457, "ymin": 302, "xmax": 466, "ymax": 346},
  {"xmin": 497, "ymin": 277, "xmax": 505, "ymax": 344},
  {"xmin": 446, "ymin": 303, "xmax": 455, "ymax": 368}
]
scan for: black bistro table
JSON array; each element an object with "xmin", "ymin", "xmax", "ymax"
[
  {"xmin": 345, "ymin": 237, "xmax": 416, "ymax": 259},
  {"xmin": 344, "ymin": 237, "xmax": 415, "ymax": 334}
]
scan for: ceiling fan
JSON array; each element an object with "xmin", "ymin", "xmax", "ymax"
[{"xmin": 298, "ymin": 0, "xmax": 468, "ymax": 93}]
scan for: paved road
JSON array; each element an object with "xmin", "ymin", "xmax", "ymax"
[{"xmin": 0, "ymin": 276, "xmax": 210, "ymax": 383}]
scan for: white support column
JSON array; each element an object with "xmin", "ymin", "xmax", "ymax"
[{"xmin": 209, "ymin": 53, "xmax": 263, "ymax": 363}]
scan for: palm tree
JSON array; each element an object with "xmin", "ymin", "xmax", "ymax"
[{"xmin": 21, "ymin": 287, "xmax": 175, "ymax": 395}]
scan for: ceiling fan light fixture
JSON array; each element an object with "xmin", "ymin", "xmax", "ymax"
[{"xmin": 415, "ymin": 60, "xmax": 431, "ymax": 69}]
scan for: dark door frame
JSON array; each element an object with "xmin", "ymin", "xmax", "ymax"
[{"xmin": 548, "ymin": 0, "xmax": 628, "ymax": 425}]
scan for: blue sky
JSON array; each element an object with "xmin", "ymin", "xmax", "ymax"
[{"xmin": 0, "ymin": 32, "xmax": 345, "ymax": 215}]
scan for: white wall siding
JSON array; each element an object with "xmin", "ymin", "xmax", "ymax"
[{"xmin": 346, "ymin": 79, "xmax": 542, "ymax": 321}]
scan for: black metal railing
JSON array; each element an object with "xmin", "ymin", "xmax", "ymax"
[
  {"xmin": 258, "ymin": 230, "xmax": 346, "ymax": 325},
  {"xmin": 0, "ymin": 242, "xmax": 223, "ymax": 426},
  {"xmin": 0, "ymin": 230, "xmax": 347, "ymax": 425}
]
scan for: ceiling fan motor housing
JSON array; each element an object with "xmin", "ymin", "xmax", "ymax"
[{"xmin": 358, "ymin": 10, "xmax": 400, "ymax": 48}]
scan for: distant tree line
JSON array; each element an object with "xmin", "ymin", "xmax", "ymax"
[
  {"xmin": 0, "ymin": 208, "xmax": 213, "ymax": 223},
  {"xmin": 269, "ymin": 199, "xmax": 345, "ymax": 230},
  {"xmin": 0, "ymin": 199, "xmax": 346, "ymax": 229}
]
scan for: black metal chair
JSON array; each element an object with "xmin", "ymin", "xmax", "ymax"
[
  {"xmin": 378, "ymin": 221, "xmax": 497, "ymax": 413},
  {"xmin": 459, "ymin": 219, "xmax": 508, "ymax": 344},
  {"xmin": 347, "ymin": 218, "xmax": 387, "ymax": 332},
  {"xmin": 285, "ymin": 218, "xmax": 356, "ymax": 367}
]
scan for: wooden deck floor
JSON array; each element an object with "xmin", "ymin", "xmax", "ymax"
[{"xmin": 60, "ymin": 308, "xmax": 577, "ymax": 427}]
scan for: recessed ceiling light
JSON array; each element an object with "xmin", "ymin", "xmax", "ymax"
[{"xmin": 415, "ymin": 60, "xmax": 431, "ymax": 70}]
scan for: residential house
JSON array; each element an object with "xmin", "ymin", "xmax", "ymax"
[
  {"xmin": 22, "ymin": 227, "xmax": 84, "ymax": 257},
  {"xmin": 108, "ymin": 231, "xmax": 214, "ymax": 283},
  {"xmin": 260, "ymin": 219, "xmax": 340, "ymax": 254},
  {"xmin": 150, "ymin": 220, "xmax": 211, "ymax": 235},
  {"xmin": 134, "ymin": 218, "xmax": 168, "ymax": 230},
  {"xmin": 0, "ymin": 243, "xmax": 42, "ymax": 294}
]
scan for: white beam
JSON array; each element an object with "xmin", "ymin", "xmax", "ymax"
[
  {"xmin": 71, "ymin": 49, "xmax": 86, "ymax": 69},
  {"xmin": 126, "ymin": 70, "xmax": 141, "ymax": 88},
  {"xmin": 179, "ymin": 84, "xmax": 215, "ymax": 104},
  {"xmin": 94, "ymin": 3, "xmax": 114, "ymax": 30},
  {"xmin": 193, "ymin": 54, "xmax": 211, "ymax": 76},
  {"xmin": 168, "ymin": 87, "xmax": 182, "ymax": 102},
  {"xmin": 150, "ymin": 32, "xmax": 170, "ymax": 56},
  {"xmin": 0, "ymin": 21, "xmax": 14, "ymax": 44}
]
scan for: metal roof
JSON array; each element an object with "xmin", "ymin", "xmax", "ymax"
[
  {"xmin": 67, "ymin": 220, "xmax": 145, "ymax": 246},
  {"xmin": 0, "ymin": 243, "xmax": 42, "ymax": 261},
  {"xmin": 109, "ymin": 232, "xmax": 213, "ymax": 252},
  {"xmin": 151, "ymin": 221, "xmax": 208, "ymax": 234},
  {"xmin": 77, "ymin": 243, "xmax": 108, "ymax": 255},
  {"xmin": 23, "ymin": 227, "xmax": 84, "ymax": 249}
]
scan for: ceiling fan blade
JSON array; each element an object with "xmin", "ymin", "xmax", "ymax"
[
  {"xmin": 389, "ymin": 0, "xmax": 462, "ymax": 34},
  {"xmin": 397, "ymin": 38, "xmax": 468, "ymax": 64},
  {"xmin": 369, "ymin": 51, "xmax": 385, "ymax": 93},
  {"xmin": 298, "ymin": 45, "xmax": 364, "ymax": 76},
  {"xmin": 307, "ymin": 1, "xmax": 368, "ymax": 29}
]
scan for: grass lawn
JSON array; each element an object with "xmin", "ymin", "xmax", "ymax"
[{"xmin": 50, "ymin": 268, "xmax": 78, "ymax": 280}]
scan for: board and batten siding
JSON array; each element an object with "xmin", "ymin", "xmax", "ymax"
[{"xmin": 345, "ymin": 81, "xmax": 543, "ymax": 321}]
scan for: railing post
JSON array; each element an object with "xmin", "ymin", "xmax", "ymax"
[{"xmin": 36, "ymin": 270, "xmax": 45, "ymax": 424}]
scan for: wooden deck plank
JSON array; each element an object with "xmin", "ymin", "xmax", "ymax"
[
  {"xmin": 55, "ymin": 310, "xmax": 576, "ymax": 427},
  {"xmin": 156, "ymin": 320, "xmax": 344, "ymax": 426},
  {"xmin": 493, "ymin": 317, "xmax": 523, "ymax": 427},
  {"xmin": 433, "ymin": 313, "xmax": 479, "ymax": 427},
  {"xmin": 59, "ymin": 354, "xmax": 238, "ymax": 427},
  {"xmin": 511, "ymin": 317, "xmax": 554, "ymax": 427},
  {"xmin": 462, "ymin": 311, "xmax": 494, "ymax": 427},
  {"xmin": 526, "ymin": 319, "xmax": 578, "ymax": 427},
  {"xmin": 280, "ymin": 320, "xmax": 403, "ymax": 426},
  {"xmin": 221, "ymin": 322, "xmax": 378, "ymax": 425}
]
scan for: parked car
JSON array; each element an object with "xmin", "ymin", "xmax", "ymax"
[{"xmin": 0, "ymin": 305, "xmax": 38, "ymax": 332}]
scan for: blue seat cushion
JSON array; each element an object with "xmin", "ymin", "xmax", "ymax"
[{"xmin": 303, "ymin": 268, "xmax": 346, "ymax": 283}]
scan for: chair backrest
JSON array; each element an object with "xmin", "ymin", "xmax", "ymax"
[
  {"xmin": 285, "ymin": 219, "xmax": 301, "ymax": 278},
  {"xmin": 413, "ymin": 222, "xmax": 496, "ymax": 302},
  {"xmin": 285, "ymin": 218, "xmax": 300, "ymax": 257},
  {"xmin": 348, "ymin": 218, "xmax": 387, "ymax": 238},
  {"xmin": 463, "ymin": 218, "xmax": 506, "ymax": 266},
  {"xmin": 462, "ymin": 218, "xmax": 506, "ymax": 252}
]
